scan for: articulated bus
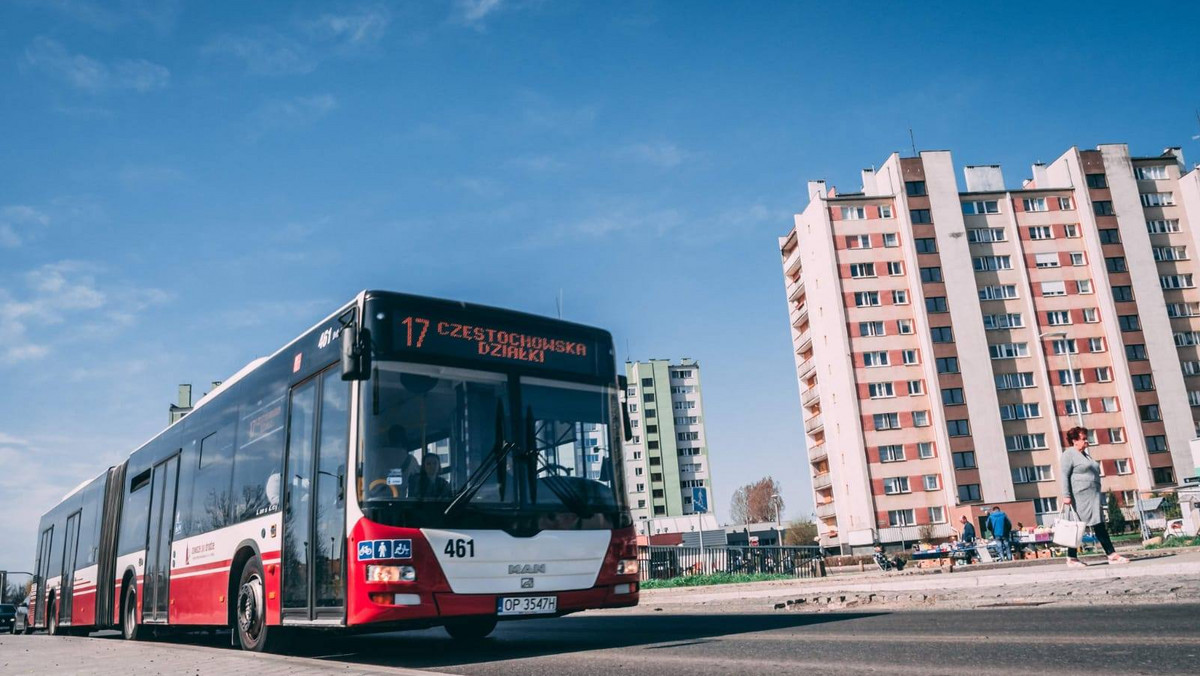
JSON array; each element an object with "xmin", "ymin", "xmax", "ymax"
[{"xmin": 28, "ymin": 291, "xmax": 639, "ymax": 650}]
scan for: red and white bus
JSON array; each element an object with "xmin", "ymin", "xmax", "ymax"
[{"xmin": 28, "ymin": 291, "xmax": 639, "ymax": 650}]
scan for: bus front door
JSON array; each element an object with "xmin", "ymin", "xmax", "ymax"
[
  {"xmin": 282, "ymin": 367, "xmax": 349, "ymax": 623},
  {"xmin": 142, "ymin": 454, "xmax": 180, "ymax": 623},
  {"xmin": 59, "ymin": 512, "xmax": 81, "ymax": 625}
]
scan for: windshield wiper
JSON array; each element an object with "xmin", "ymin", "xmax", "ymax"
[
  {"xmin": 524, "ymin": 407, "xmax": 595, "ymax": 519},
  {"xmin": 444, "ymin": 404, "xmax": 516, "ymax": 518}
]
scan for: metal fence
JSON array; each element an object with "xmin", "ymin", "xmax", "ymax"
[{"xmin": 637, "ymin": 545, "xmax": 825, "ymax": 581}]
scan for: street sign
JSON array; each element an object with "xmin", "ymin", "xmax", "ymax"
[{"xmin": 692, "ymin": 486, "xmax": 708, "ymax": 513}]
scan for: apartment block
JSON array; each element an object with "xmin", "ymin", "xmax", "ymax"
[
  {"xmin": 621, "ymin": 359, "xmax": 713, "ymax": 529},
  {"xmin": 779, "ymin": 143, "xmax": 1200, "ymax": 553}
]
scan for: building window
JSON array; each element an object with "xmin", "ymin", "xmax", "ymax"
[
  {"xmin": 888, "ymin": 261, "xmax": 904, "ymax": 275},
  {"xmin": 983, "ymin": 313, "xmax": 1023, "ymax": 330},
  {"xmin": 936, "ymin": 356, "xmax": 959, "ymax": 374},
  {"xmin": 879, "ymin": 444, "xmax": 905, "ymax": 462},
  {"xmin": 913, "ymin": 410, "xmax": 930, "ymax": 427},
  {"xmin": 1000, "ymin": 403, "xmax": 1041, "ymax": 420},
  {"xmin": 841, "ymin": 206, "xmax": 867, "ymax": 220},
  {"xmin": 1050, "ymin": 339, "xmax": 1077, "ymax": 355},
  {"xmin": 1085, "ymin": 173, "xmax": 1107, "ymax": 188},
  {"xmin": 1040, "ymin": 281, "xmax": 1067, "ymax": 297},
  {"xmin": 1064, "ymin": 224, "xmax": 1080, "ymax": 238},
  {"xmin": 1077, "ymin": 280, "xmax": 1094, "ymax": 295},
  {"xmin": 1022, "ymin": 198, "xmax": 1048, "ymax": 212},
  {"xmin": 1112, "ymin": 286, "xmax": 1134, "ymax": 302},
  {"xmin": 874, "ymin": 413, "xmax": 901, "ymax": 430},
  {"xmin": 1012, "ymin": 465, "xmax": 1053, "ymax": 484},
  {"xmin": 1057, "ymin": 197, "xmax": 1073, "ymax": 210},
  {"xmin": 963, "ymin": 201, "xmax": 1000, "ymax": 215},
  {"xmin": 1100, "ymin": 397, "xmax": 1119, "ymax": 413},
  {"xmin": 1153, "ymin": 467, "xmax": 1175, "ymax": 485},
  {"xmin": 1028, "ymin": 226, "xmax": 1053, "ymax": 240},
  {"xmin": 645, "ymin": 408, "xmax": 656, "ymax": 418},
  {"xmin": 863, "ymin": 351, "xmax": 889, "ymax": 367},
  {"xmin": 854, "ymin": 291, "xmax": 881, "ymax": 307},
  {"xmin": 1064, "ymin": 399, "xmax": 1089, "ymax": 416},
  {"xmin": 1118, "ymin": 315, "xmax": 1141, "ymax": 331},
  {"xmin": 941, "ymin": 387, "xmax": 965, "ymax": 405},
  {"xmin": 859, "ymin": 321, "xmax": 886, "ymax": 337},
  {"xmin": 927, "ymin": 297, "xmax": 949, "ymax": 314},
  {"xmin": 907, "ymin": 380, "xmax": 924, "ymax": 395},
  {"xmin": 958, "ymin": 484, "xmax": 982, "ymax": 502},
  {"xmin": 1069, "ymin": 252, "xmax": 1086, "ymax": 266},
  {"xmin": 868, "ymin": 382, "xmax": 895, "ymax": 399},
  {"xmin": 1093, "ymin": 201, "xmax": 1115, "ymax": 216},
  {"xmin": 930, "ymin": 326, "xmax": 953, "ymax": 342},
  {"xmin": 1034, "ymin": 497, "xmax": 1059, "ymax": 514},
  {"xmin": 1109, "ymin": 428, "xmax": 1126, "ymax": 444},
  {"xmin": 1139, "ymin": 404, "xmax": 1161, "ymax": 422},
  {"xmin": 897, "ymin": 319, "xmax": 914, "ymax": 334},
  {"xmin": 883, "ymin": 232, "xmax": 899, "ymax": 247},
  {"xmin": 914, "ymin": 237, "xmax": 937, "ymax": 253},
  {"xmin": 1147, "ymin": 219, "xmax": 1181, "ymax": 234},
  {"xmin": 1161, "ymin": 274, "xmax": 1196, "ymax": 290},
  {"xmin": 1046, "ymin": 310, "xmax": 1072, "ymax": 326},
  {"xmin": 1140, "ymin": 192, "xmax": 1175, "ymax": 207},
  {"xmin": 1058, "ymin": 368, "xmax": 1084, "ymax": 385},
  {"xmin": 967, "ymin": 227, "xmax": 1006, "ymax": 242},
  {"xmin": 1153, "ymin": 246, "xmax": 1188, "ymax": 262},
  {"xmin": 989, "ymin": 342, "xmax": 1029, "ymax": 359},
  {"xmin": 850, "ymin": 263, "xmax": 876, "ymax": 278},
  {"xmin": 1105, "ymin": 256, "xmax": 1128, "ymax": 273},
  {"xmin": 1094, "ymin": 367, "xmax": 1112, "ymax": 382},
  {"xmin": 1005, "ymin": 433, "xmax": 1047, "ymax": 451},
  {"xmin": 920, "ymin": 266, "xmax": 943, "ymax": 283},
  {"xmin": 947, "ymin": 419, "xmax": 971, "ymax": 437},
  {"xmin": 1088, "ymin": 337, "xmax": 1105, "ymax": 352},
  {"xmin": 892, "ymin": 289, "xmax": 909, "ymax": 305},
  {"xmin": 974, "ymin": 255, "xmax": 1013, "ymax": 271},
  {"xmin": 1146, "ymin": 435, "xmax": 1168, "ymax": 452},
  {"xmin": 923, "ymin": 475, "xmax": 940, "ymax": 491},
  {"xmin": 905, "ymin": 181, "xmax": 927, "ymax": 196},
  {"xmin": 995, "ymin": 372, "xmax": 1035, "ymax": 390},
  {"xmin": 1125, "ymin": 344, "xmax": 1147, "ymax": 361},
  {"xmin": 927, "ymin": 506, "xmax": 946, "ymax": 523},
  {"xmin": 1035, "ymin": 252, "xmax": 1061, "ymax": 269},
  {"xmin": 918, "ymin": 442, "xmax": 935, "ymax": 458},
  {"xmin": 902, "ymin": 349, "xmax": 919, "ymax": 365},
  {"xmin": 1136, "ymin": 165, "xmax": 1169, "ymax": 180},
  {"xmin": 883, "ymin": 477, "xmax": 911, "ymax": 495},
  {"xmin": 888, "ymin": 509, "xmax": 917, "ymax": 527},
  {"xmin": 880, "ymin": 205, "xmax": 895, "ymax": 219},
  {"xmin": 1167, "ymin": 302, "xmax": 1200, "ymax": 318}
]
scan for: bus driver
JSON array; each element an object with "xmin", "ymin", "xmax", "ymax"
[{"xmin": 368, "ymin": 424, "xmax": 420, "ymax": 497}]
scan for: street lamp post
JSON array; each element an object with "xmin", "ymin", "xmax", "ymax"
[
  {"xmin": 1040, "ymin": 330, "xmax": 1084, "ymax": 428},
  {"xmin": 771, "ymin": 493, "xmax": 783, "ymax": 546}
]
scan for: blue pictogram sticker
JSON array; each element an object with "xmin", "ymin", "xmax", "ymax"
[
  {"xmin": 357, "ymin": 542, "xmax": 374, "ymax": 561},
  {"xmin": 392, "ymin": 539, "xmax": 412, "ymax": 559},
  {"xmin": 358, "ymin": 538, "xmax": 414, "ymax": 561}
]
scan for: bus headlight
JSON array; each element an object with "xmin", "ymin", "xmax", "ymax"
[
  {"xmin": 616, "ymin": 559, "xmax": 639, "ymax": 575},
  {"xmin": 366, "ymin": 565, "xmax": 417, "ymax": 583}
]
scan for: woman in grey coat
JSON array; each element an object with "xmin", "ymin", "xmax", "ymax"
[{"xmin": 1060, "ymin": 426, "xmax": 1129, "ymax": 567}]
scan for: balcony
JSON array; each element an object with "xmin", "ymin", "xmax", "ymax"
[
  {"xmin": 876, "ymin": 523, "xmax": 953, "ymax": 544},
  {"xmin": 801, "ymin": 385, "xmax": 820, "ymax": 407},
  {"xmin": 797, "ymin": 358, "xmax": 816, "ymax": 380},
  {"xmin": 804, "ymin": 414, "xmax": 824, "ymax": 435},
  {"xmin": 815, "ymin": 501, "xmax": 837, "ymax": 519},
  {"xmin": 787, "ymin": 277, "xmax": 806, "ymax": 302},
  {"xmin": 783, "ymin": 246, "xmax": 802, "ymax": 276},
  {"xmin": 812, "ymin": 472, "xmax": 833, "ymax": 491},
  {"xmin": 808, "ymin": 442, "xmax": 827, "ymax": 462},
  {"xmin": 790, "ymin": 302, "xmax": 809, "ymax": 327},
  {"xmin": 795, "ymin": 327, "xmax": 812, "ymax": 352}
]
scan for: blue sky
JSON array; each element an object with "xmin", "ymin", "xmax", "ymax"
[{"xmin": 2, "ymin": 0, "xmax": 1199, "ymax": 571}]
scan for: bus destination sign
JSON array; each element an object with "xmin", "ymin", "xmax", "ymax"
[{"xmin": 394, "ymin": 313, "xmax": 599, "ymax": 374}]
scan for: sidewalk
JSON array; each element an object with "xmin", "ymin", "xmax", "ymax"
[{"xmin": 620, "ymin": 551, "xmax": 1200, "ymax": 614}]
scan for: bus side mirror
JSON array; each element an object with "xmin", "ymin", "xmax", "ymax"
[{"xmin": 341, "ymin": 325, "xmax": 371, "ymax": 381}]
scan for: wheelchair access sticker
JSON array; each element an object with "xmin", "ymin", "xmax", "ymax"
[{"xmin": 357, "ymin": 539, "xmax": 413, "ymax": 561}]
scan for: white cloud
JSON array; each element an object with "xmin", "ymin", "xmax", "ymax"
[
  {"xmin": 616, "ymin": 141, "xmax": 690, "ymax": 169},
  {"xmin": 203, "ymin": 30, "xmax": 316, "ymax": 76},
  {"xmin": 24, "ymin": 37, "xmax": 169, "ymax": 93},
  {"xmin": 248, "ymin": 94, "xmax": 338, "ymax": 137},
  {"xmin": 303, "ymin": 4, "xmax": 392, "ymax": 47},
  {"xmin": 0, "ymin": 205, "xmax": 50, "ymax": 248},
  {"xmin": 553, "ymin": 206, "xmax": 684, "ymax": 241},
  {"xmin": 33, "ymin": 0, "xmax": 183, "ymax": 34},
  {"xmin": 455, "ymin": 0, "xmax": 505, "ymax": 27},
  {"xmin": 0, "ymin": 261, "xmax": 170, "ymax": 365}
]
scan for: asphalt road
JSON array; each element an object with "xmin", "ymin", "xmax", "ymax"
[
  {"xmin": 6, "ymin": 604, "xmax": 1197, "ymax": 675},
  {"xmin": 221, "ymin": 604, "xmax": 1200, "ymax": 674}
]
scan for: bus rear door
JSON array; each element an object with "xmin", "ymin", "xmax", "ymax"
[{"xmin": 142, "ymin": 454, "xmax": 180, "ymax": 623}]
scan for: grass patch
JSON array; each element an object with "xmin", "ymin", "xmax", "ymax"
[
  {"xmin": 1145, "ymin": 536, "xmax": 1200, "ymax": 550},
  {"xmin": 641, "ymin": 572, "xmax": 794, "ymax": 589}
]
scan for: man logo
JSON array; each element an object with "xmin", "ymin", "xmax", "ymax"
[
  {"xmin": 507, "ymin": 564, "xmax": 546, "ymax": 575},
  {"xmin": 521, "ymin": 578, "xmax": 535, "ymax": 589}
]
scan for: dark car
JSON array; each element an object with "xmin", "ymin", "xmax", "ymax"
[{"xmin": 0, "ymin": 604, "xmax": 16, "ymax": 633}]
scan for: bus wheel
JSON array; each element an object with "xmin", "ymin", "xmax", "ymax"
[
  {"xmin": 444, "ymin": 616, "xmax": 498, "ymax": 640},
  {"xmin": 122, "ymin": 585, "xmax": 141, "ymax": 641},
  {"xmin": 46, "ymin": 602, "xmax": 59, "ymax": 636},
  {"xmin": 235, "ymin": 558, "xmax": 280, "ymax": 652}
]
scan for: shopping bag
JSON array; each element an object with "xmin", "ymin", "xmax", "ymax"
[{"xmin": 1052, "ymin": 507, "xmax": 1085, "ymax": 549}]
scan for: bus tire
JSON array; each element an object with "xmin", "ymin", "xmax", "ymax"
[
  {"xmin": 46, "ymin": 598, "xmax": 59, "ymax": 636},
  {"xmin": 443, "ymin": 616, "xmax": 498, "ymax": 640},
  {"xmin": 122, "ymin": 584, "xmax": 141, "ymax": 641},
  {"xmin": 234, "ymin": 557, "xmax": 281, "ymax": 652}
]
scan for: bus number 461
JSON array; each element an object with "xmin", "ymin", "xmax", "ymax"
[{"xmin": 444, "ymin": 538, "xmax": 475, "ymax": 558}]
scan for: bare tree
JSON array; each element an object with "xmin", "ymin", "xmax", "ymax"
[
  {"xmin": 783, "ymin": 518, "xmax": 818, "ymax": 546},
  {"xmin": 729, "ymin": 476, "xmax": 784, "ymax": 524}
]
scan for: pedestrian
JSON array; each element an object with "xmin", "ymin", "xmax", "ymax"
[
  {"xmin": 957, "ymin": 515, "xmax": 977, "ymax": 564},
  {"xmin": 986, "ymin": 507, "xmax": 1013, "ymax": 561},
  {"xmin": 1061, "ymin": 426, "xmax": 1130, "ymax": 568}
]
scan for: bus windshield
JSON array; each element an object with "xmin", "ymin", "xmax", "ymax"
[{"xmin": 359, "ymin": 362, "xmax": 623, "ymax": 519}]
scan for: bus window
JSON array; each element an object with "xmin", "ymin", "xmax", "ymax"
[
  {"xmin": 232, "ymin": 394, "xmax": 286, "ymax": 522},
  {"xmin": 188, "ymin": 424, "xmax": 235, "ymax": 533}
]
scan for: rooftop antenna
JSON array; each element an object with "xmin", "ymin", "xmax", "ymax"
[
  {"xmin": 556, "ymin": 288, "xmax": 563, "ymax": 319},
  {"xmin": 909, "ymin": 127, "xmax": 918, "ymax": 157},
  {"xmin": 1193, "ymin": 109, "xmax": 1200, "ymax": 141}
]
